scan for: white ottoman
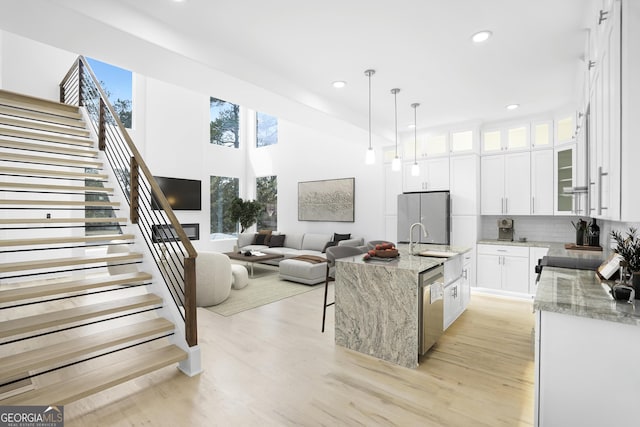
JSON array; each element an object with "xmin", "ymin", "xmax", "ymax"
[
  {"xmin": 279, "ymin": 258, "xmax": 327, "ymax": 285},
  {"xmin": 231, "ymin": 264, "xmax": 249, "ymax": 289}
]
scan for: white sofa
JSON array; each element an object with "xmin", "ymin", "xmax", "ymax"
[{"xmin": 236, "ymin": 232, "xmax": 364, "ymax": 284}]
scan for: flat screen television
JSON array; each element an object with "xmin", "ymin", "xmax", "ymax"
[{"xmin": 152, "ymin": 176, "xmax": 202, "ymax": 211}]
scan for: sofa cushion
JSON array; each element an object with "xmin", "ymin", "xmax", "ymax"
[
  {"xmin": 334, "ymin": 233, "xmax": 351, "ymax": 243},
  {"xmin": 284, "ymin": 233, "xmax": 304, "ymax": 250},
  {"xmin": 254, "ymin": 233, "xmax": 268, "ymax": 245},
  {"xmin": 237, "ymin": 232, "xmax": 255, "ymax": 248},
  {"xmin": 269, "ymin": 234, "xmax": 286, "ymax": 247},
  {"xmin": 302, "ymin": 233, "xmax": 332, "ymax": 251},
  {"xmin": 338, "ymin": 237, "xmax": 364, "ymax": 247}
]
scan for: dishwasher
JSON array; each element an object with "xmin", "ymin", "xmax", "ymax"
[{"xmin": 419, "ymin": 265, "xmax": 445, "ymax": 355}]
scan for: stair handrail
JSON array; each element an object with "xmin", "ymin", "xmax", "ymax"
[{"xmin": 59, "ymin": 56, "xmax": 198, "ymax": 347}]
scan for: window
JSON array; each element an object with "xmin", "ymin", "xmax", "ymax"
[
  {"xmin": 86, "ymin": 57, "xmax": 133, "ymax": 128},
  {"xmin": 210, "ymin": 97, "xmax": 240, "ymax": 148},
  {"xmin": 256, "ymin": 112, "xmax": 278, "ymax": 147},
  {"xmin": 256, "ymin": 176, "xmax": 277, "ymax": 230},
  {"xmin": 210, "ymin": 176, "xmax": 239, "ymax": 239}
]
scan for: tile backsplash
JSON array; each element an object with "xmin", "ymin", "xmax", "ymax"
[{"xmin": 481, "ymin": 215, "xmax": 585, "ymax": 243}]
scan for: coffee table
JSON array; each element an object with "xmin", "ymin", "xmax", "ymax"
[{"xmin": 224, "ymin": 252, "xmax": 284, "ymax": 277}]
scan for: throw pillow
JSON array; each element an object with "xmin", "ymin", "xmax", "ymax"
[
  {"xmin": 322, "ymin": 241, "xmax": 338, "ymax": 253},
  {"xmin": 333, "ymin": 233, "xmax": 351, "ymax": 243},
  {"xmin": 269, "ymin": 234, "xmax": 286, "ymax": 248},
  {"xmin": 254, "ymin": 233, "xmax": 267, "ymax": 245}
]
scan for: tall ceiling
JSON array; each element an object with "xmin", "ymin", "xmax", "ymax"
[{"xmin": 6, "ymin": 0, "xmax": 594, "ymax": 137}]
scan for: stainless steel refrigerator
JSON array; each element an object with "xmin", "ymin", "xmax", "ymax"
[{"xmin": 397, "ymin": 191, "xmax": 450, "ymax": 244}]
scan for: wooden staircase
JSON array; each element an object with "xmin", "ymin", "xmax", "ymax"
[{"xmin": 0, "ymin": 89, "xmax": 188, "ymax": 405}]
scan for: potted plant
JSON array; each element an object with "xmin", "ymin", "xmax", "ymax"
[
  {"xmin": 228, "ymin": 197, "xmax": 264, "ymax": 233},
  {"xmin": 610, "ymin": 227, "xmax": 640, "ymax": 294}
]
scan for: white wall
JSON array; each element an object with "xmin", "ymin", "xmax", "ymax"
[{"xmin": 0, "ymin": 30, "xmax": 387, "ymax": 253}]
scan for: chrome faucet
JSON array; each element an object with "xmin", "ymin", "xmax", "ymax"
[{"xmin": 409, "ymin": 222, "xmax": 429, "ymax": 255}]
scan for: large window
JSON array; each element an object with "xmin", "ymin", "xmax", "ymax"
[
  {"xmin": 256, "ymin": 112, "xmax": 278, "ymax": 147},
  {"xmin": 256, "ymin": 176, "xmax": 277, "ymax": 231},
  {"xmin": 210, "ymin": 176, "xmax": 239, "ymax": 239},
  {"xmin": 210, "ymin": 97, "xmax": 240, "ymax": 148},
  {"xmin": 86, "ymin": 57, "xmax": 133, "ymax": 128}
]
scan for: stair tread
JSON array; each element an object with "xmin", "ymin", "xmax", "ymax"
[
  {"xmin": 0, "ymin": 166, "xmax": 107, "ymax": 180},
  {"xmin": 0, "ymin": 199, "xmax": 119, "ymax": 207},
  {"xmin": 1, "ymin": 152, "xmax": 102, "ymax": 168},
  {"xmin": 0, "ymin": 271, "xmax": 152, "ymax": 304},
  {"xmin": 0, "ymin": 233, "xmax": 135, "ymax": 247},
  {"xmin": 0, "ymin": 105, "xmax": 85, "ymax": 129},
  {"xmin": 0, "ymin": 252, "xmax": 142, "ymax": 274},
  {"xmin": 0, "ymin": 217, "xmax": 126, "ymax": 225},
  {"xmin": 0, "ymin": 90, "xmax": 82, "ymax": 119},
  {"xmin": 0, "ymin": 293, "xmax": 162, "ymax": 340},
  {"xmin": 0, "ymin": 344, "xmax": 186, "ymax": 405},
  {"xmin": 0, "ymin": 128, "xmax": 93, "ymax": 147},
  {"xmin": 0, "ymin": 318, "xmax": 174, "ymax": 382},
  {"xmin": 0, "ymin": 139, "xmax": 98, "ymax": 157},
  {"xmin": 0, "ymin": 116, "xmax": 89, "ymax": 137},
  {"xmin": 0, "ymin": 182, "xmax": 112, "ymax": 193}
]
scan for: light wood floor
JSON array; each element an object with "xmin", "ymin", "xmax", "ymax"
[{"xmin": 64, "ymin": 287, "xmax": 535, "ymax": 426}]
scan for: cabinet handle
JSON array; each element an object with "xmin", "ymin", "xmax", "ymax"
[
  {"xmin": 505, "ymin": 198, "xmax": 508, "ymax": 214},
  {"xmin": 598, "ymin": 9, "xmax": 608, "ymax": 25},
  {"xmin": 597, "ymin": 166, "xmax": 609, "ymax": 215},
  {"xmin": 532, "ymin": 196, "xmax": 535, "ymax": 214}
]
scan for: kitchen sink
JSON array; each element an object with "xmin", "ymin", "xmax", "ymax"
[{"xmin": 418, "ymin": 250, "xmax": 458, "ymax": 258}]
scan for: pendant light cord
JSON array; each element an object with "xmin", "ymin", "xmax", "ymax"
[
  {"xmin": 413, "ymin": 104, "xmax": 418, "ymax": 164},
  {"xmin": 393, "ymin": 90, "xmax": 398, "ymax": 156},
  {"xmin": 368, "ymin": 72, "xmax": 372, "ymax": 150}
]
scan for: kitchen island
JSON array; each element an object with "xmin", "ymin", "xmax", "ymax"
[
  {"xmin": 534, "ymin": 244, "xmax": 640, "ymax": 427},
  {"xmin": 334, "ymin": 244, "xmax": 470, "ymax": 369}
]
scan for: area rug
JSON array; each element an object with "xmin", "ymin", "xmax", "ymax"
[{"xmin": 204, "ymin": 265, "xmax": 322, "ymax": 316}]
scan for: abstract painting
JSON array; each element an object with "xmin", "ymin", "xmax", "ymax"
[{"xmin": 298, "ymin": 177, "xmax": 355, "ymax": 222}]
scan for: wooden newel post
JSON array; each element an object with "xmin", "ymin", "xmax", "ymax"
[
  {"xmin": 130, "ymin": 156, "xmax": 139, "ymax": 224},
  {"xmin": 184, "ymin": 256, "xmax": 198, "ymax": 347},
  {"xmin": 98, "ymin": 99, "xmax": 107, "ymax": 151}
]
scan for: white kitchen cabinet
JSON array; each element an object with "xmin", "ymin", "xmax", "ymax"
[
  {"xmin": 481, "ymin": 124, "xmax": 530, "ymax": 154},
  {"xmin": 476, "ymin": 244, "xmax": 530, "ymax": 295},
  {"xmin": 531, "ymin": 120, "xmax": 553, "ymax": 150},
  {"xmin": 554, "ymin": 114, "xmax": 576, "ymax": 145},
  {"xmin": 449, "ymin": 129, "xmax": 477, "ymax": 154},
  {"xmin": 402, "ymin": 157, "xmax": 449, "ymax": 192},
  {"xmin": 530, "ymin": 149, "xmax": 554, "ymax": 215},
  {"xmin": 449, "ymin": 154, "xmax": 479, "ymax": 215},
  {"xmin": 461, "ymin": 253, "xmax": 472, "ymax": 306},
  {"xmin": 528, "ymin": 246, "xmax": 549, "ymax": 295},
  {"xmin": 480, "ymin": 152, "xmax": 530, "ymax": 215},
  {"xmin": 424, "ymin": 133, "xmax": 448, "ymax": 157},
  {"xmin": 444, "ymin": 277, "xmax": 464, "ymax": 330},
  {"xmin": 554, "ymin": 144, "xmax": 577, "ymax": 215}
]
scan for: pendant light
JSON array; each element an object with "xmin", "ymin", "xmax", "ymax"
[
  {"xmin": 364, "ymin": 69, "xmax": 376, "ymax": 165},
  {"xmin": 411, "ymin": 103, "xmax": 420, "ymax": 176},
  {"xmin": 391, "ymin": 88, "xmax": 401, "ymax": 171}
]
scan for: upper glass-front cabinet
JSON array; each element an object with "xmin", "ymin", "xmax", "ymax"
[
  {"xmin": 555, "ymin": 115, "xmax": 576, "ymax": 145},
  {"xmin": 450, "ymin": 130, "xmax": 475, "ymax": 153},
  {"xmin": 425, "ymin": 133, "xmax": 448, "ymax": 156},
  {"xmin": 481, "ymin": 124, "xmax": 530, "ymax": 153},
  {"xmin": 531, "ymin": 121, "xmax": 553, "ymax": 149}
]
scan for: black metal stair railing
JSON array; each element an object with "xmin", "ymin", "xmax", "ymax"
[{"xmin": 59, "ymin": 56, "xmax": 198, "ymax": 347}]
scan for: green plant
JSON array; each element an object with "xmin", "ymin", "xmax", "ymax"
[
  {"xmin": 228, "ymin": 197, "xmax": 264, "ymax": 233},
  {"xmin": 611, "ymin": 228, "xmax": 640, "ymax": 272}
]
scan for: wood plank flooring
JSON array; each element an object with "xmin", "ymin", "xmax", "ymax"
[{"xmin": 63, "ymin": 287, "xmax": 535, "ymax": 426}]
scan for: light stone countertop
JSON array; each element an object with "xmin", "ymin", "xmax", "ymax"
[
  {"xmin": 532, "ymin": 243, "xmax": 640, "ymax": 326},
  {"xmin": 336, "ymin": 243, "xmax": 471, "ymax": 275},
  {"xmin": 478, "ymin": 239, "xmax": 564, "ymax": 248}
]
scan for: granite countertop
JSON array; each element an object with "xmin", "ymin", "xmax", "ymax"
[
  {"xmin": 534, "ymin": 243, "xmax": 640, "ymax": 326},
  {"xmin": 477, "ymin": 239, "xmax": 558, "ymax": 248},
  {"xmin": 335, "ymin": 243, "xmax": 471, "ymax": 274}
]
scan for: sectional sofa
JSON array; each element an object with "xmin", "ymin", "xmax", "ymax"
[{"xmin": 236, "ymin": 232, "xmax": 364, "ymax": 284}]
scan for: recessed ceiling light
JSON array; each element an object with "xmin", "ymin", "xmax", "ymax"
[
  {"xmin": 506, "ymin": 104, "xmax": 520, "ymax": 110},
  {"xmin": 471, "ymin": 30, "xmax": 492, "ymax": 43},
  {"xmin": 332, "ymin": 81, "xmax": 346, "ymax": 88}
]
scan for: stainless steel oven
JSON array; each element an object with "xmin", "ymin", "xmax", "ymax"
[{"xmin": 419, "ymin": 265, "xmax": 444, "ymax": 355}]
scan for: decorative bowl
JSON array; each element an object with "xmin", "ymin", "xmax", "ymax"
[{"xmin": 374, "ymin": 249, "xmax": 399, "ymax": 258}]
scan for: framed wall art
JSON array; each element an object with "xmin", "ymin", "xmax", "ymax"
[{"xmin": 298, "ymin": 177, "xmax": 355, "ymax": 222}]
